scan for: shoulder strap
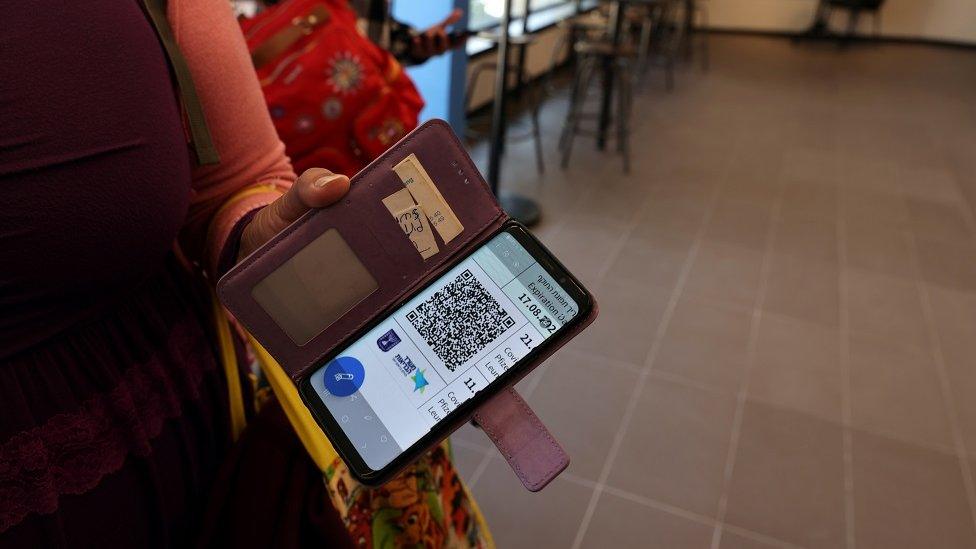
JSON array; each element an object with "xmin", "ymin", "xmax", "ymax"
[{"xmin": 140, "ymin": 0, "xmax": 221, "ymax": 166}]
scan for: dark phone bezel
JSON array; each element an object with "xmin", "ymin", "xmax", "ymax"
[{"xmin": 297, "ymin": 220, "xmax": 592, "ymax": 486}]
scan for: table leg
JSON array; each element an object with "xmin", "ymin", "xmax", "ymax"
[{"xmin": 597, "ymin": 1, "xmax": 623, "ymax": 151}]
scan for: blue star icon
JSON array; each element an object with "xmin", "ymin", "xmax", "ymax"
[{"xmin": 411, "ymin": 369, "xmax": 430, "ymax": 393}]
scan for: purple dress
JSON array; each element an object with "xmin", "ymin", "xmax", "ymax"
[{"xmin": 0, "ymin": 1, "xmax": 229, "ymax": 544}]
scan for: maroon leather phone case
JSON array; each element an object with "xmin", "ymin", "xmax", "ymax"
[{"xmin": 217, "ymin": 119, "xmax": 597, "ymax": 491}]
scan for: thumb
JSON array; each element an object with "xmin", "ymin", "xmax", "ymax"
[
  {"xmin": 239, "ymin": 168, "xmax": 350, "ymax": 259},
  {"xmin": 270, "ymin": 168, "xmax": 350, "ymax": 222},
  {"xmin": 436, "ymin": 8, "xmax": 463, "ymax": 29}
]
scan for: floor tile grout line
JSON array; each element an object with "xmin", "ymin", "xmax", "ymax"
[
  {"xmin": 600, "ymin": 483, "xmax": 803, "ymax": 549},
  {"xmin": 643, "ymin": 368, "xmax": 733, "ymax": 397},
  {"xmin": 557, "ymin": 183, "xmax": 663, "ymax": 549},
  {"xmin": 568, "ymin": 327, "xmax": 970, "ymax": 455},
  {"xmin": 545, "ymin": 181, "xmax": 603, "ymax": 241},
  {"xmin": 591, "ymin": 185, "xmax": 657, "ymax": 283},
  {"xmin": 459, "ymin": 369, "xmax": 967, "ymax": 499},
  {"xmin": 560, "ymin": 347, "xmax": 645, "ymax": 375},
  {"xmin": 464, "ymin": 175, "xmax": 603, "ymax": 491},
  {"xmin": 709, "ymin": 171, "xmax": 786, "ymax": 549},
  {"xmin": 902, "ymin": 227, "xmax": 976, "ymax": 535},
  {"xmin": 465, "ymin": 360, "xmax": 553, "ymax": 489},
  {"xmin": 891, "ymin": 130, "xmax": 976, "ymax": 527},
  {"xmin": 451, "ymin": 436, "xmax": 494, "ymax": 455},
  {"xmin": 571, "ymin": 350, "xmax": 961, "ymax": 457},
  {"xmin": 656, "ymin": 366, "xmax": 959, "ymax": 454},
  {"xmin": 465, "ymin": 449, "xmax": 495, "ymax": 489},
  {"xmin": 563, "ymin": 477, "xmax": 806, "ymax": 549},
  {"xmin": 928, "ymin": 151, "xmax": 976, "ymax": 240},
  {"xmin": 569, "ymin": 161, "xmax": 731, "ymax": 549},
  {"xmin": 837, "ymin": 185, "xmax": 858, "ymax": 549}
]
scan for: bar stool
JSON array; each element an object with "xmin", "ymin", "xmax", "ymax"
[
  {"xmin": 682, "ymin": 0, "xmax": 710, "ymax": 71},
  {"xmin": 465, "ymin": 33, "xmax": 546, "ymax": 175},
  {"xmin": 628, "ymin": 0, "xmax": 681, "ymax": 91},
  {"xmin": 559, "ymin": 40, "xmax": 636, "ymax": 173},
  {"xmin": 544, "ymin": 15, "xmax": 609, "ymax": 96}
]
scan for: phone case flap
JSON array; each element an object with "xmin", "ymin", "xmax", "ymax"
[
  {"xmin": 218, "ymin": 120, "xmax": 506, "ymax": 381},
  {"xmin": 474, "ymin": 387, "xmax": 570, "ymax": 492}
]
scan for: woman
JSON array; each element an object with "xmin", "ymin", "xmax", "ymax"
[{"xmin": 0, "ymin": 0, "xmax": 351, "ymax": 545}]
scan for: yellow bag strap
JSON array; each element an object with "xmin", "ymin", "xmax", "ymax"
[
  {"xmin": 211, "ymin": 290, "xmax": 247, "ymax": 442},
  {"xmin": 211, "ymin": 293, "xmax": 339, "ymax": 470},
  {"xmin": 212, "ymin": 300, "xmax": 494, "ymax": 545},
  {"xmin": 245, "ymin": 333, "xmax": 340, "ymax": 472}
]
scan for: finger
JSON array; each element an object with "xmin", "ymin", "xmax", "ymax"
[
  {"xmin": 240, "ymin": 169, "xmax": 350, "ymax": 259},
  {"xmin": 259, "ymin": 169, "xmax": 349, "ymax": 235},
  {"xmin": 415, "ymin": 34, "xmax": 434, "ymax": 58},
  {"xmin": 293, "ymin": 168, "xmax": 350, "ymax": 210},
  {"xmin": 430, "ymin": 29, "xmax": 448, "ymax": 54},
  {"xmin": 436, "ymin": 8, "xmax": 463, "ymax": 30}
]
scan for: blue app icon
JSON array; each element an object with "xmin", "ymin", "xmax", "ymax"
[
  {"xmin": 323, "ymin": 356, "xmax": 365, "ymax": 397},
  {"xmin": 377, "ymin": 329, "xmax": 401, "ymax": 352}
]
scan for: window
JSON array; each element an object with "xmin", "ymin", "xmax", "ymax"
[{"xmin": 468, "ymin": 0, "xmax": 578, "ymax": 31}]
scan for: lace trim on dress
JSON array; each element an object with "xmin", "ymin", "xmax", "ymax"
[{"xmin": 0, "ymin": 324, "xmax": 211, "ymax": 533}]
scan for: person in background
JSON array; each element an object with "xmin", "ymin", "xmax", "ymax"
[
  {"xmin": 242, "ymin": 0, "xmax": 468, "ymax": 176},
  {"xmin": 351, "ymin": 0, "xmax": 465, "ymax": 66}
]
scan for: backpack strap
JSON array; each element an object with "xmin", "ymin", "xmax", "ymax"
[
  {"xmin": 250, "ymin": 4, "xmax": 332, "ymax": 70},
  {"xmin": 140, "ymin": 0, "xmax": 220, "ymax": 166}
]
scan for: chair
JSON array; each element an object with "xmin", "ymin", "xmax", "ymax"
[
  {"xmin": 628, "ymin": 0, "xmax": 684, "ymax": 90},
  {"xmin": 544, "ymin": 14, "xmax": 610, "ymax": 96},
  {"xmin": 831, "ymin": 0, "xmax": 884, "ymax": 42},
  {"xmin": 559, "ymin": 40, "xmax": 637, "ymax": 173},
  {"xmin": 682, "ymin": 0, "xmax": 710, "ymax": 70},
  {"xmin": 798, "ymin": 0, "xmax": 885, "ymax": 44},
  {"xmin": 465, "ymin": 33, "xmax": 546, "ymax": 175}
]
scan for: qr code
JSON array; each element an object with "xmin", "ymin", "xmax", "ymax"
[{"xmin": 406, "ymin": 269, "xmax": 515, "ymax": 371}]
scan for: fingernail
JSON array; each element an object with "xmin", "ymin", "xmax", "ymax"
[{"xmin": 314, "ymin": 174, "xmax": 342, "ymax": 188}]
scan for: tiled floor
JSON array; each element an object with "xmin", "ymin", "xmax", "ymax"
[{"xmin": 455, "ymin": 34, "xmax": 976, "ymax": 548}]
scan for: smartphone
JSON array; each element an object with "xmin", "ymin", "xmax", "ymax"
[
  {"xmin": 447, "ymin": 29, "xmax": 474, "ymax": 48},
  {"xmin": 298, "ymin": 220, "xmax": 592, "ymax": 485}
]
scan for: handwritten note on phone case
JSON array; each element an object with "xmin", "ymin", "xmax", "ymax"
[
  {"xmin": 394, "ymin": 205, "xmax": 438, "ymax": 259},
  {"xmin": 393, "ymin": 153, "xmax": 464, "ymax": 244},
  {"xmin": 382, "ymin": 188, "xmax": 439, "ymax": 259}
]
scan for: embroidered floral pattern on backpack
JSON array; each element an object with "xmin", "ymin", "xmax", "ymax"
[
  {"xmin": 326, "ymin": 52, "xmax": 364, "ymax": 95},
  {"xmin": 295, "ymin": 115, "xmax": 316, "ymax": 133},
  {"xmin": 321, "ymin": 97, "xmax": 343, "ymax": 120},
  {"xmin": 371, "ymin": 117, "xmax": 406, "ymax": 147}
]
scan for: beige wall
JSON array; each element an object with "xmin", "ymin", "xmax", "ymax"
[{"xmin": 706, "ymin": 0, "xmax": 976, "ymax": 44}]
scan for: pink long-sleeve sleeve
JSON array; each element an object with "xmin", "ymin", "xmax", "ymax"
[{"xmin": 169, "ymin": 0, "xmax": 295, "ymax": 276}]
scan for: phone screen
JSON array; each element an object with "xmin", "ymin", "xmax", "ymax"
[{"xmin": 307, "ymin": 229, "xmax": 581, "ymax": 470}]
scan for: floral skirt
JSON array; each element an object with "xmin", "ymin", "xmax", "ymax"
[{"xmin": 325, "ymin": 442, "xmax": 493, "ymax": 548}]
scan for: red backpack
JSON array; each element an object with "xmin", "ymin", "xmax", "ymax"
[{"xmin": 241, "ymin": 0, "xmax": 424, "ymax": 176}]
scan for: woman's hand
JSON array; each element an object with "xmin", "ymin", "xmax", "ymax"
[
  {"xmin": 238, "ymin": 168, "xmax": 350, "ymax": 261},
  {"xmin": 410, "ymin": 9, "xmax": 465, "ymax": 60}
]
